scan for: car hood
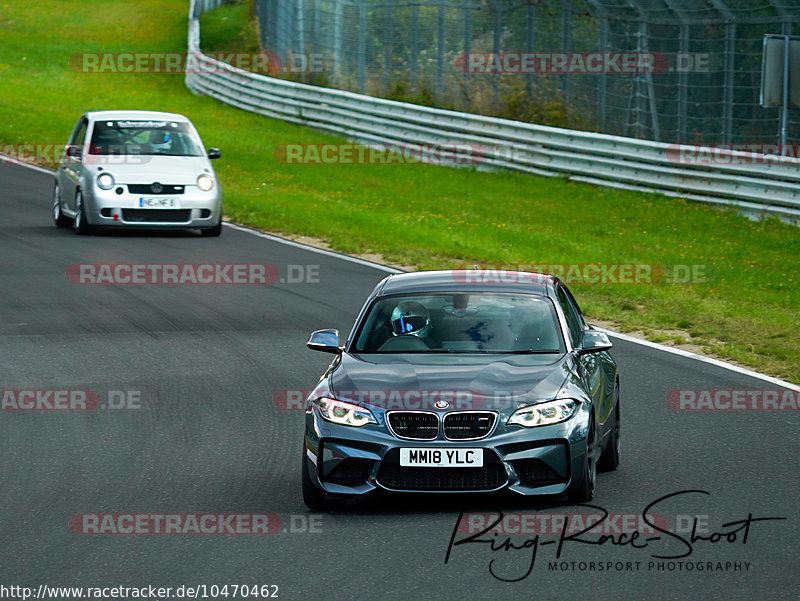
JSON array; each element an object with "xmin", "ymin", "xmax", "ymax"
[
  {"xmin": 83, "ymin": 155, "xmax": 212, "ymax": 185},
  {"xmin": 330, "ymin": 352, "xmax": 572, "ymax": 412}
]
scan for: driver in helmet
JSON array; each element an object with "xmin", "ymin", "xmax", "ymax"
[
  {"xmin": 389, "ymin": 300, "xmax": 435, "ymax": 347},
  {"xmin": 148, "ymin": 129, "xmax": 175, "ymax": 154}
]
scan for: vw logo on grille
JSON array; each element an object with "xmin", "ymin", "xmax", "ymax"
[
  {"xmin": 434, "ymin": 400, "xmax": 449, "ymax": 409},
  {"xmin": 150, "ymin": 182, "xmax": 163, "ymax": 194}
]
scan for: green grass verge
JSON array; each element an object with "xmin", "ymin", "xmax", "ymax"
[{"xmin": 1, "ymin": 0, "xmax": 798, "ymax": 382}]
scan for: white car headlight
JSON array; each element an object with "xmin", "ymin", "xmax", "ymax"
[
  {"xmin": 97, "ymin": 173, "xmax": 115, "ymax": 190},
  {"xmin": 316, "ymin": 397, "xmax": 376, "ymax": 427},
  {"xmin": 197, "ymin": 174, "xmax": 214, "ymax": 191},
  {"xmin": 507, "ymin": 399, "xmax": 577, "ymax": 427}
]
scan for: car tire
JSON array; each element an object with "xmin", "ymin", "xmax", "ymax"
[
  {"xmin": 598, "ymin": 384, "xmax": 620, "ymax": 472},
  {"xmin": 302, "ymin": 447, "xmax": 349, "ymax": 510},
  {"xmin": 200, "ymin": 220, "xmax": 222, "ymax": 237},
  {"xmin": 72, "ymin": 190, "xmax": 93, "ymax": 235},
  {"xmin": 569, "ymin": 418, "xmax": 597, "ymax": 503},
  {"xmin": 53, "ymin": 184, "xmax": 71, "ymax": 228}
]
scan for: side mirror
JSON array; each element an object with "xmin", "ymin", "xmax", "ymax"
[
  {"xmin": 307, "ymin": 329, "xmax": 341, "ymax": 354},
  {"xmin": 66, "ymin": 145, "xmax": 82, "ymax": 160},
  {"xmin": 577, "ymin": 330, "xmax": 613, "ymax": 355},
  {"xmin": 207, "ymin": 148, "xmax": 221, "ymax": 160}
]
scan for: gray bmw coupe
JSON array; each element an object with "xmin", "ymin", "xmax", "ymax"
[{"xmin": 302, "ymin": 270, "xmax": 620, "ymax": 509}]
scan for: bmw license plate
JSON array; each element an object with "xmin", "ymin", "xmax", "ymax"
[
  {"xmin": 139, "ymin": 197, "xmax": 180, "ymax": 208},
  {"xmin": 399, "ymin": 448, "xmax": 483, "ymax": 467}
]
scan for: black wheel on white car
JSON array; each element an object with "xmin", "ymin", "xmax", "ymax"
[
  {"xmin": 200, "ymin": 219, "xmax": 222, "ymax": 237},
  {"xmin": 72, "ymin": 190, "xmax": 93, "ymax": 235},
  {"xmin": 53, "ymin": 184, "xmax": 70, "ymax": 228}
]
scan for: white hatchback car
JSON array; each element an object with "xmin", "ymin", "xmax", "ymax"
[{"xmin": 54, "ymin": 110, "xmax": 223, "ymax": 236}]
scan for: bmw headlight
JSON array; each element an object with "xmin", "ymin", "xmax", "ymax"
[
  {"xmin": 507, "ymin": 399, "xmax": 577, "ymax": 427},
  {"xmin": 197, "ymin": 174, "xmax": 214, "ymax": 191},
  {"xmin": 97, "ymin": 172, "xmax": 115, "ymax": 190},
  {"xmin": 315, "ymin": 397, "xmax": 376, "ymax": 427}
]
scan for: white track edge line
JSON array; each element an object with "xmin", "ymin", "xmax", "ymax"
[
  {"xmin": 596, "ymin": 329, "xmax": 799, "ymax": 391},
  {"xmin": 1, "ymin": 153, "xmax": 55, "ymax": 175},
  {"xmin": 7, "ymin": 150, "xmax": 798, "ymax": 390},
  {"xmin": 223, "ymin": 222, "xmax": 402, "ymax": 274}
]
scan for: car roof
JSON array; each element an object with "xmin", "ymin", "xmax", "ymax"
[
  {"xmin": 84, "ymin": 110, "xmax": 191, "ymax": 122},
  {"xmin": 376, "ymin": 270, "xmax": 554, "ymax": 297}
]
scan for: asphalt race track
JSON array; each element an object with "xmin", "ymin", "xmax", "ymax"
[{"xmin": 1, "ymin": 161, "xmax": 798, "ymax": 600}]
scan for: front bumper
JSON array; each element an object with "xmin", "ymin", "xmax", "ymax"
[
  {"xmin": 303, "ymin": 404, "xmax": 591, "ymax": 497},
  {"xmin": 83, "ymin": 186, "xmax": 222, "ymax": 228}
]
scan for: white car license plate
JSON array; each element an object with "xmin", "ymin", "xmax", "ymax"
[
  {"xmin": 399, "ymin": 448, "xmax": 483, "ymax": 468},
  {"xmin": 139, "ymin": 197, "xmax": 180, "ymax": 208}
]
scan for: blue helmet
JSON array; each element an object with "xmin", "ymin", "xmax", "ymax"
[{"xmin": 390, "ymin": 301, "xmax": 430, "ymax": 338}]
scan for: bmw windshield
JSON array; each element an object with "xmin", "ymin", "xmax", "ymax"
[{"xmin": 351, "ymin": 292, "xmax": 565, "ymax": 354}]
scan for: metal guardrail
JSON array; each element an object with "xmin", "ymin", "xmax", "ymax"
[{"xmin": 186, "ymin": 0, "xmax": 800, "ymax": 223}]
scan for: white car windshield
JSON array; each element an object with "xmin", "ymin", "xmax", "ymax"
[{"xmin": 88, "ymin": 120, "xmax": 204, "ymax": 156}]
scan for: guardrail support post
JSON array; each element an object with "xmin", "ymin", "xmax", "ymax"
[
  {"xmin": 598, "ymin": 13, "xmax": 608, "ymax": 132},
  {"xmin": 358, "ymin": 0, "xmax": 366, "ymax": 94},
  {"xmin": 311, "ymin": 0, "xmax": 320, "ymax": 81},
  {"xmin": 296, "ymin": 0, "xmax": 305, "ymax": 64},
  {"xmin": 526, "ymin": 3, "xmax": 535, "ymax": 101},
  {"xmin": 678, "ymin": 22, "xmax": 689, "ymax": 143},
  {"xmin": 492, "ymin": 0, "xmax": 501, "ymax": 105},
  {"xmin": 410, "ymin": 5, "xmax": 419, "ymax": 93},
  {"xmin": 780, "ymin": 33, "xmax": 790, "ymax": 154},
  {"xmin": 383, "ymin": 5, "xmax": 393, "ymax": 94},
  {"xmin": 723, "ymin": 21, "xmax": 736, "ymax": 145},
  {"xmin": 464, "ymin": 6, "xmax": 472, "ymax": 106},
  {"xmin": 333, "ymin": 1, "xmax": 342, "ymax": 83},
  {"xmin": 437, "ymin": 0, "xmax": 445, "ymax": 104},
  {"xmin": 561, "ymin": 0, "xmax": 571, "ymax": 100}
]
